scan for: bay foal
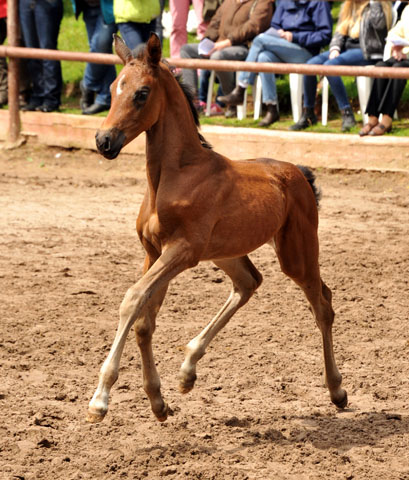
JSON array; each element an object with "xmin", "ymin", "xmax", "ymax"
[{"xmin": 87, "ymin": 34, "xmax": 347, "ymax": 423}]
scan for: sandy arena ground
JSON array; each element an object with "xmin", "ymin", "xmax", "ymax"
[{"xmin": 0, "ymin": 143, "xmax": 408, "ymax": 480}]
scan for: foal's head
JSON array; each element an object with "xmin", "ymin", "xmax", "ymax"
[
  {"xmin": 96, "ymin": 33, "xmax": 208, "ymax": 160},
  {"xmin": 95, "ymin": 33, "xmax": 165, "ymax": 159}
]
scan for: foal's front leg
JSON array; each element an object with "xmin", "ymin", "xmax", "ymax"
[{"xmin": 87, "ymin": 245, "xmax": 191, "ymax": 423}]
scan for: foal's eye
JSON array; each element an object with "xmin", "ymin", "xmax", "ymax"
[{"xmin": 133, "ymin": 88, "xmax": 150, "ymax": 106}]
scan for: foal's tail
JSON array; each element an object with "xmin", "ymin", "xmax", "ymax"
[{"xmin": 297, "ymin": 165, "xmax": 322, "ymax": 207}]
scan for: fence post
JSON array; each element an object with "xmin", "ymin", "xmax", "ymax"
[{"xmin": 6, "ymin": 0, "xmax": 22, "ymax": 146}]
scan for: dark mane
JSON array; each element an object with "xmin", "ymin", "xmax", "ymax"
[{"xmin": 161, "ymin": 59, "xmax": 213, "ymax": 150}]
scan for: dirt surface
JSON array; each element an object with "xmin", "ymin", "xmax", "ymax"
[{"xmin": 1, "ymin": 143, "xmax": 408, "ymax": 480}]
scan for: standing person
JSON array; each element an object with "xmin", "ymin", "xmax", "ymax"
[
  {"xmin": 218, "ymin": 0, "xmax": 333, "ymax": 126},
  {"xmin": 290, "ymin": 0, "xmax": 393, "ymax": 132},
  {"xmin": 170, "ymin": 0, "xmax": 208, "ymax": 58},
  {"xmin": 180, "ymin": 0, "xmax": 273, "ymax": 115},
  {"xmin": 72, "ymin": 0, "xmax": 117, "ymax": 115},
  {"xmin": 155, "ymin": 0, "xmax": 165, "ymax": 46},
  {"xmin": 19, "ymin": 0, "xmax": 63, "ymax": 112},
  {"xmin": 0, "ymin": 0, "xmax": 7, "ymax": 107},
  {"xmin": 114, "ymin": 0, "xmax": 160, "ymax": 53},
  {"xmin": 359, "ymin": 4, "xmax": 409, "ymax": 136}
]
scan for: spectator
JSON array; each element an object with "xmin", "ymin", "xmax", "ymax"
[
  {"xmin": 219, "ymin": 0, "xmax": 332, "ymax": 126},
  {"xmin": 0, "ymin": 0, "xmax": 7, "ymax": 107},
  {"xmin": 170, "ymin": 0, "xmax": 208, "ymax": 58},
  {"xmin": 155, "ymin": 0, "xmax": 165, "ymax": 46},
  {"xmin": 359, "ymin": 4, "xmax": 409, "ymax": 136},
  {"xmin": 114, "ymin": 0, "xmax": 160, "ymax": 53},
  {"xmin": 0, "ymin": 0, "xmax": 32, "ymax": 108},
  {"xmin": 290, "ymin": 0, "xmax": 393, "ymax": 132},
  {"xmin": 72, "ymin": 0, "xmax": 117, "ymax": 115},
  {"xmin": 19, "ymin": 0, "xmax": 63, "ymax": 112},
  {"xmin": 197, "ymin": 0, "xmax": 224, "ymax": 115},
  {"xmin": 180, "ymin": 0, "xmax": 273, "ymax": 117}
]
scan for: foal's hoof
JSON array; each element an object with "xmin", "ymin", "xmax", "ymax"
[
  {"xmin": 179, "ymin": 373, "xmax": 197, "ymax": 394},
  {"xmin": 86, "ymin": 409, "xmax": 107, "ymax": 423},
  {"xmin": 155, "ymin": 402, "xmax": 171, "ymax": 422},
  {"xmin": 332, "ymin": 389, "xmax": 348, "ymax": 410}
]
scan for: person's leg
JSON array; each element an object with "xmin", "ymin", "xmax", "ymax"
[
  {"xmin": 210, "ymin": 45, "xmax": 248, "ymax": 95},
  {"xmin": 117, "ymin": 21, "xmax": 153, "ymax": 53},
  {"xmin": 217, "ymin": 36, "xmax": 268, "ymax": 106},
  {"xmin": 192, "ymin": 0, "xmax": 208, "ymax": 40},
  {"xmin": 35, "ymin": 0, "xmax": 63, "ymax": 109},
  {"xmin": 82, "ymin": 8, "xmax": 117, "ymax": 111},
  {"xmin": 198, "ymin": 69, "xmax": 211, "ymax": 103},
  {"xmin": 155, "ymin": 0, "xmax": 165, "ymax": 45},
  {"xmin": 0, "ymin": 18, "xmax": 8, "ymax": 105},
  {"xmin": 237, "ymin": 34, "xmax": 273, "ymax": 87},
  {"xmin": 180, "ymin": 43, "xmax": 200, "ymax": 94},
  {"xmin": 302, "ymin": 51, "xmax": 329, "ymax": 108},
  {"xmin": 365, "ymin": 59, "xmax": 390, "ymax": 119},
  {"xmin": 257, "ymin": 38, "xmax": 312, "ymax": 105},
  {"xmin": 324, "ymin": 48, "xmax": 369, "ymax": 111},
  {"xmin": 19, "ymin": 0, "xmax": 43, "ymax": 108},
  {"xmin": 169, "ymin": 0, "xmax": 189, "ymax": 58},
  {"xmin": 366, "ymin": 58, "xmax": 409, "ymax": 135},
  {"xmin": 289, "ymin": 52, "xmax": 329, "ymax": 131},
  {"xmin": 377, "ymin": 59, "xmax": 409, "ymax": 118}
]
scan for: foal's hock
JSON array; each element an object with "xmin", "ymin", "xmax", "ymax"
[{"xmin": 87, "ymin": 33, "xmax": 347, "ymax": 423}]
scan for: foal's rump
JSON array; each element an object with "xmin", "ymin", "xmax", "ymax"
[{"xmin": 248, "ymin": 157, "xmax": 321, "ymax": 211}]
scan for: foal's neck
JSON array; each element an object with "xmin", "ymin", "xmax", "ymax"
[{"xmin": 145, "ymin": 77, "xmax": 209, "ymax": 192}]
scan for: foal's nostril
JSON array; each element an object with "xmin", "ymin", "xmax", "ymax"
[
  {"xmin": 102, "ymin": 135, "xmax": 111, "ymax": 152},
  {"xmin": 96, "ymin": 132, "xmax": 111, "ymax": 153}
]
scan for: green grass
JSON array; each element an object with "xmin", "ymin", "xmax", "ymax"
[{"xmin": 56, "ymin": 0, "xmax": 409, "ymax": 135}]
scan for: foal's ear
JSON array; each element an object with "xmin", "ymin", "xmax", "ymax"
[
  {"xmin": 113, "ymin": 34, "xmax": 133, "ymax": 64},
  {"xmin": 145, "ymin": 32, "xmax": 162, "ymax": 67}
]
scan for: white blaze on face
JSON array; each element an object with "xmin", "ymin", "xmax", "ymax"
[{"xmin": 116, "ymin": 74, "xmax": 126, "ymax": 96}]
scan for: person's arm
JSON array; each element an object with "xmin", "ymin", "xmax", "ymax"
[
  {"xmin": 270, "ymin": 1, "xmax": 284, "ymax": 31},
  {"xmin": 204, "ymin": 2, "xmax": 224, "ymax": 42},
  {"xmin": 291, "ymin": 2, "xmax": 333, "ymax": 50},
  {"xmin": 329, "ymin": 32, "xmax": 346, "ymax": 57}
]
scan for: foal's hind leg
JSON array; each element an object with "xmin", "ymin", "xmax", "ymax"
[
  {"xmin": 273, "ymin": 220, "xmax": 348, "ymax": 409},
  {"xmin": 179, "ymin": 256, "xmax": 262, "ymax": 394}
]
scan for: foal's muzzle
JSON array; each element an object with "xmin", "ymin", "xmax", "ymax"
[{"xmin": 95, "ymin": 128, "xmax": 126, "ymax": 159}]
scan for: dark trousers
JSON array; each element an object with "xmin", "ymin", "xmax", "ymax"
[
  {"xmin": 365, "ymin": 57, "xmax": 409, "ymax": 118},
  {"xmin": 19, "ymin": 0, "xmax": 63, "ymax": 108},
  {"xmin": 82, "ymin": 6, "xmax": 117, "ymax": 106},
  {"xmin": 0, "ymin": 18, "xmax": 7, "ymax": 102}
]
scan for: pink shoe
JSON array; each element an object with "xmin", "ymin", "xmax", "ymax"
[{"xmin": 209, "ymin": 103, "xmax": 223, "ymax": 116}]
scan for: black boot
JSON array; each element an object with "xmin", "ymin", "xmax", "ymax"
[
  {"xmin": 289, "ymin": 107, "xmax": 317, "ymax": 131},
  {"xmin": 258, "ymin": 104, "xmax": 279, "ymax": 127},
  {"xmin": 80, "ymin": 80, "xmax": 95, "ymax": 112},
  {"xmin": 217, "ymin": 85, "xmax": 245, "ymax": 106},
  {"xmin": 341, "ymin": 107, "xmax": 356, "ymax": 131}
]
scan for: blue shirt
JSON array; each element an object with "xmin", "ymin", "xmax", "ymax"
[{"xmin": 271, "ymin": 0, "xmax": 333, "ymax": 55}]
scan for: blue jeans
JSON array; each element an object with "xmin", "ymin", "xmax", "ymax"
[
  {"xmin": 303, "ymin": 49, "xmax": 372, "ymax": 111},
  {"xmin": 117, "ymin": 20, "xmax": 157, "ymax": 54},
  {"xmin": 239, "ymin": 33, "xmax": 312, "ymax": 104},
  {"xmin": 19, "ymin": 0, "xmax": 63, "ymax": 108},
  {"xmin": 82, "ymin": 6, "xmax": 117, "ymax": 106},
  {"xmin": 198, "ymin": 70, "xmax": 223, "ymax": 105}
]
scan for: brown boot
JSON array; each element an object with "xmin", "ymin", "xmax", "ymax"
[
  {"xmin": 217, "ymin": 85, "xmax": 246, "ymax": 106},
  {"xmin": 258, "ymin": 104, "xmax": 279, "ymax": 127}
]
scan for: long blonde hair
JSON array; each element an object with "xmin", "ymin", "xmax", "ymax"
[{"xmin": 336, "ymin": 0, "xmax": 393, "ymax": 39}]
